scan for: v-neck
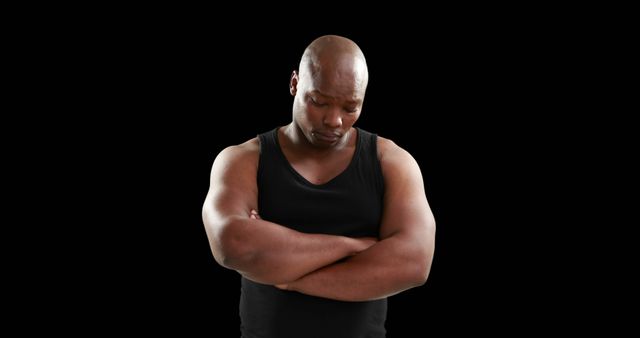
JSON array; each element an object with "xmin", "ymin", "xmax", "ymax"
[{"xmin": 273, "ymin": 127, "xmax": 361, "ymax": 188}]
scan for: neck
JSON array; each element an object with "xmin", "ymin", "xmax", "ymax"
[{"xmin": 283, "ymin": 123, "xmax": 352, "ymax": 156}]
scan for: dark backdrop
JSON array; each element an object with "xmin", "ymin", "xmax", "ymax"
[{"xmin": 55, "ymin": 17, "xmax": 574, "ymax": 336}]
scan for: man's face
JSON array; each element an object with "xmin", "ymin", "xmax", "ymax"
[{"xmin": 291, "ymin": 60, "xmax": 367, "ymax": 148}]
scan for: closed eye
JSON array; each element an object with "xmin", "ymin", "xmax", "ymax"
[{"xmin": 309, "ymin": 96, "xmax": 328, "ymax": 107}]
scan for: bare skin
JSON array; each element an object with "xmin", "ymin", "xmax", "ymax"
[
  {"xmin": 202, "ymin": 35, "xmax": 435, "ymax": 300},
  {"xmin": 202, "ymin": 138, "xmax": 376, "ymax": 285}
]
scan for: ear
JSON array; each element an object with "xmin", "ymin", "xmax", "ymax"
[{"xmin": 289, "ymin": 70, "xmax": 298, "ymax": 96}]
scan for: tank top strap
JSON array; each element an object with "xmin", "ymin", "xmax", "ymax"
[{"xmin": 354, "ymin": 127, "xmax": 384, "ymax": 195}]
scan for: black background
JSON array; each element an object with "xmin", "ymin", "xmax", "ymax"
[{"xmin": 36, "ymin": 12, "xmax": 597, "ymax": 336}]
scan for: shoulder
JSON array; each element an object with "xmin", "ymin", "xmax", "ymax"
[
  {"xmin": 376, "ymin": 136, "xmax": 415, "ymax": 165},
  {"xmin": 213, "ymin": 137, "xmax": 260, "ymax": 172},
  {"xmin": 376, "ymin": 136, "xmax": 422, "ymax": 178},
  {"xmin": 217, "ymin": 137, "xmax": 260, "ymax": 160}
]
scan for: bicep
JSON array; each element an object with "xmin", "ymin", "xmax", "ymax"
[
  {"xmin": 203, "ymin": 145, "xmax": 259, "ymax": 228},
  {"xmin": 378, "ymin": 145, "xmax": 435, "ymax": 241}
]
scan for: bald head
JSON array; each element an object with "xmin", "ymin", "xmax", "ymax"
[
  {"xmin": 298, "ymin": 35, "xmax": 369, "ymax": 96},
  {"xmin": 300, "ymin": 35, "xmax": 367, "ymax": 71},
  {"xmin": 289, "ymin": 35, "xmax": 368, "ymax": 148}
]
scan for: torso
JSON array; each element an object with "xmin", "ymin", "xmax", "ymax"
[{"xmin": 246, "ymin": 126, "xmax": 388, "ymax": 337}]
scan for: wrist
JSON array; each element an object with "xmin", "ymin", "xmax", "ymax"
[{"xmin": 343, "ymin": 236, "xmax": 360, "ymax": 256}]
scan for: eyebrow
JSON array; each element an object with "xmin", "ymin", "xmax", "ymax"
[
  {"xmin": 310, "ymin": 90, "xmax": 331, "ymax": 98},
  {"xmin": 311, "ymin": 90, "xmax": 360, "ymax": 105}
]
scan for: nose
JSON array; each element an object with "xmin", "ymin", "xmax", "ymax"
[{"xmin": 323, "ymin": 109, "xmax": 342, "ymax": 129}]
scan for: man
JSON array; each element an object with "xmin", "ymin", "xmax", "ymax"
[{"xmin": 202, "ymin": 35, "xmax": 436, "ymax": 338}]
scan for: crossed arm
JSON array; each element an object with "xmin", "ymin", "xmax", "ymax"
[{"xmin": 202, "ymin": 137, "xmax": 435, "ymax": 301}]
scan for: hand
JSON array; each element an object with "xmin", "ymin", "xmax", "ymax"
[
  {"xmin": 249, "ymin": 209, "xmax": 261, "ymax": 220},
  {"xmin": 275, "ymin": 283, "xmax": 289, "ymax": 290},
  {"xmin": 350, "ymin": 237, "xmax": 378, "ymax": 255}
]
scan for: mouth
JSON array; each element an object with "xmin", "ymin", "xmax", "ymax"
[{"xmin": 313, "ymin": 131, "xmax": 341, "ymax": 143}]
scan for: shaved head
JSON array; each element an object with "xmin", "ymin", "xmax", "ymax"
[
  {"xmin": 288, "ymin": 35, "xmax": 369, "ymax": 149},
  {"xmin": 298, "ymin": 35, "xmax": 369, "ymax": 95}
]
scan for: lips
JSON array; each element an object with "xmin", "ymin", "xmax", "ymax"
[{"xmin": 313, "ymin": 131, "xmax": 341, "ymax": 142}]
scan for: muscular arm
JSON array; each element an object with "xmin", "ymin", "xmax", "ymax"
[
  {"xmin": 282, "ymin": 138, "xmax": 436, "ymax": 301},
  {"xmin": 202, "ymin": 139, "xmax": 375, "ymax": 285}
]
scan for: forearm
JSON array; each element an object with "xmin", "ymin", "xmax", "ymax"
[
  {"xmin": 285, "ymin": 235, "xmax": 433, "ymax": 302},
  {"xmin": 218, "ymin": 216, "xmax": 364, "ymax": 285}
]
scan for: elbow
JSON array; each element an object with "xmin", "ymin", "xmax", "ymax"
[
  {"xmin": 413, "ymin": 220, "xmax": 436, "ymax": 285},
  {"xmin": 218, "ymin": 225, "xmax": 256, "ymax": 270},
  {"xmin": 406, "ymin": 255, "xmax": 433, "ymax": 287},
  {"xmin": 217, "ymin": 238, "xmax": 253, "ymax": 270},
  {"xmin": 411, "ymin": 260, "xmax": 432, "ymax": 286},
  {"xmin": 204, "ymin": 215, "xmax": 255, "ymax": 270},
  {"xmin": 409, "ymin": 241, "xmax": 435, "ymax": 286}
]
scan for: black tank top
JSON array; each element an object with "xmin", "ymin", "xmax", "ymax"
[{"xmin": 240, "ymin": 127, "xmax": 387, "ymax": 338}]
